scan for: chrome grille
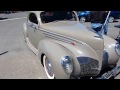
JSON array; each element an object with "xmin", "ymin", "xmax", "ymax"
[{"xmin": 77, "ymin": 57, "xmax": 100, "ymax": 77}]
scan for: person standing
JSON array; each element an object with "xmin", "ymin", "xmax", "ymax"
[
  {"xmin": 89, "ymin": 11, "xmax": 107, "ymax": 35},
  {"xmin": 103, "ymin": 11, "xmax": 110, "ymax": 35}
]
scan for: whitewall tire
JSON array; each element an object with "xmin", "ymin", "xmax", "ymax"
[{"xmin": 43, "ymin": 55, "xmax": 55, "ymax": 79}]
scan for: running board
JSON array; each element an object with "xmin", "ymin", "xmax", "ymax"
[{"xmin": 26, "ymin": 38, "xmax": 38, "ymax": 56}]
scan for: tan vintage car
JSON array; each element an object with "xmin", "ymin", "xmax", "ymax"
[{"xmin": 23, "ymin": 11, "xmax": 120, "ymax": 79}]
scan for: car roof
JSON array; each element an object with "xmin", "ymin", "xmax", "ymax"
[
  {"xmin": 29, "ymin": 11, "xmax": 43, "ymax": 14},
  {"xmin": 29, "ymin": 11, "xmax": 77, "ymax": 14}
]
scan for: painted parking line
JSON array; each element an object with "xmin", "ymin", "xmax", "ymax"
[
  {"xmin": 38, "ymin": 77, "xmax": 43, "ymax": 79},
  {"xmin": 0, "ymin": 17, "xmax": 27, "ymax": 22}
]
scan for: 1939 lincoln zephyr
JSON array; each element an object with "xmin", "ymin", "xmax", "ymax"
[{"xmin": 23, "ymin": 11, "xmax": 120, "ymax": 79}]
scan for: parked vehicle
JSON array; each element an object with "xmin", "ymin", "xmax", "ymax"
[
  {"xmin": 23, "ymin": 11, "xmax": 120, "ymax": 79},
  {"xmin": 77, "ymin": 11, "xmax": 120, "ymax": 23},
  {"xmin": 108, "ymin": 11, "xmax": 120, "ymax": 23},
  {"xmin": 0, "ymin": 11, "xmax": 23, "ymax": 14},
  {"xmin": 77, "ymin": 11, "xmax": 90, "ymax": 22}
]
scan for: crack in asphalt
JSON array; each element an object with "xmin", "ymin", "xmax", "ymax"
[{"xmin": 0, "ymin": 51, "xmax": 8, "ymax": 56}]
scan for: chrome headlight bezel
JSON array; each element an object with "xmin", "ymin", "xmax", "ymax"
[
  {"xmin": 115, "ymin": 43, "xmax": 120, "ymax": 56},
  {"xmin": 61, "ymin": 56, "xmax": 73, "ymax": 75}
]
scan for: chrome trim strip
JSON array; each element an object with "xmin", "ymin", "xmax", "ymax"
[{"xmin": 27, "ymin": 22, "xmax": 96, "ymax": 50}]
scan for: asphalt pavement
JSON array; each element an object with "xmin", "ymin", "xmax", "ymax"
[
  {"xmin": 0, "ymin": 12, "xmax": 47, "ymax": 79},
  {"xmin": 0, "ymin": 12, "xmax": 28, "ymax": 20},
  {"xmin": 0, "ymin": 12, "xmax": 120, "ymax": 79}
]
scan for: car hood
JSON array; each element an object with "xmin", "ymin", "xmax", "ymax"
[{"xmin": 41, "ymin": 21, "xmax": 104, "ymax": 50}]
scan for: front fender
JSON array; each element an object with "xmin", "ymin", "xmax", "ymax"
[
  {"xmin": 103, "ymin": 35, "xmax": 120, "ymax": 65},
  {"xmin": 52, "ymin": 40, "xmax": 102, "ymax": 76},
  {"xmin": 38, "ymin": 39, "xmax": 73, "ymax": 79}
]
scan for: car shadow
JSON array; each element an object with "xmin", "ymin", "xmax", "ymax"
[
  {"xmin": 0, "ymin": 17, "xmax": 8, "ymax": 20},
  {"xmin": 109, "ymin": 20, "xmax": 119, "ymax": 23},
  {"xmin": 114, "ymin": 20, "xmax": 119, "ymax": 22},
  {"xmin": 114, "ymin": 25, "xmax": 120, "ymax": 28}
]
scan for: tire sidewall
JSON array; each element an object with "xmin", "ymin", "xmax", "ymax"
[
  {"xmin": 109, "ymin": 17, "xmax": 114, "ymax": 23},
  {"xmin": 43, "ymin": 55, "xmax": 55, "ymax": 79},
  {"xmin": 79, "ymin": 17, "xmax": 86, "ymax": 22}
]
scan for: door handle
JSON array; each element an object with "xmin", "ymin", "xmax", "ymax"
[
  {"xmin": 34, "ymin": 26, "xmax": 39, "ymax": 32},
  {"xmin": 32, "ymin": 25, "xmax": 37, "ymax": 29},
  {"xmin": 30, "ymin": 23, "xmax": 36, "ymax": 29},
  {"xmin": 32, "ymin": 25, "xmax": 36, "ymax": 29}
]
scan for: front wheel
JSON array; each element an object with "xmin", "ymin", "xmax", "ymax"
[{"xmin": 43, "ymin": 55, "xmax": 55, "ymax": 79}]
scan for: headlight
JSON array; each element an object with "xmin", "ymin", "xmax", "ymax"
[
  {"xmin": 61, "ymin": 56, "xmax": 73, "ymax": 75},
  {"xmin": 115, "ymin": 43, "xmax": 120, "ymax": 56}
]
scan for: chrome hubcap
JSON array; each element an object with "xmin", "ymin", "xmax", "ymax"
[
  {"xmin": 80, "ymin": 17, "xmax": 86, "ymax": 22},
  {"xmin": 109, "ymin": 17, "xmax": 114, "ymax": 22},
  {"xmin": 45, "ymin": 58, "xmax": 54, "ymax": 77}
]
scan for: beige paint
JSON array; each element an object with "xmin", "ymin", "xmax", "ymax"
[
  {"xmin": 23, "ymin": 11, "xmax": 120, "ymax": 79},
  {"xmin": 103, "ymin": 35, "xmax": 120, "ymax": 65}
]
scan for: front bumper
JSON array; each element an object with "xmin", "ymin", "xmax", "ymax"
[
  {"xmin": 70, "ymin": 66, "xmax": 120, "ymax": 79},
  {"xmin": 96, "ymin": 66, "xmax": 120, "ymax": 79}
]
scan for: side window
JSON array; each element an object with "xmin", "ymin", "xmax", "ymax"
[{"xmin": 29, "ymin": 13, "xmax": 38, "ymax": 24}]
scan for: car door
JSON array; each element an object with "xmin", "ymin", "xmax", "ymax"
[{"xmin": 27, "ymin": 12, "xmax": 39, "ymax": 49}]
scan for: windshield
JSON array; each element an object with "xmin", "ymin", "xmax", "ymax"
[{"xmin": 40, "ymin": 11, "xmax": 77, "ymax": 23}]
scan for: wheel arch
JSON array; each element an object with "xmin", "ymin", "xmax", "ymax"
[
  {"xmin": 41, "ymin": 53, "xmax": 45, "ymax": 66},
  {"xmin": 38, "ymin": 39, "xmax": 74, "ymax": 79},
  {"xmin": 38, "ymin": 39, "xmax": 102, "ymax": 77}
]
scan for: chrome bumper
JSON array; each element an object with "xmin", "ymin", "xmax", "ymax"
[
  {"xmin": 71, "ymin": 66, "xmax": 120, "ymax": 79},
  {"xmin": 96, "ymin": 66, "xmax": 120, "ymax": 79}
]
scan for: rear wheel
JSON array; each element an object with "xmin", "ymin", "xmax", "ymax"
[
  {"xmin": 109, "ymin": 16, "xmax": 115, "ymax": 23},
  {"xmin": 79, "ymin": 17, "xmax": 86, "ymax": 22},
  {"xmin": 43, "ymin": 55, "xmax": 55, "ymax": 79}
]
